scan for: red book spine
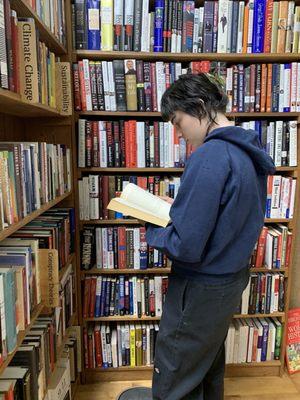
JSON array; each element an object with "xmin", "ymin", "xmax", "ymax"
[
  {"xmin": 148, "ymin": 176, "xmax": 154, "ymax": 194},
  {"xmin": 106, "ymin": 121, "xmax": 114, "ymax": 167},
  {"xmin": 149, "ymin": 287, "xmax": 155, "ymax": 316},
  {"xmin": 89, "ymin": 277, "xmax": 97, "ymax": 317},
  {"xmin": 94, "ymin": 328, "xmax": 103, "ymax": 367},
  {"xmin": 119, "ymin": 120, "xmax": 126, "ymax": 167},
  {"xmin": 150, "ymin": 62, "xmax": 158, "ymax": 111},
  {"xmin": 78, "ymin": 61, "xmax": 87, "ymax": 111},
  {"xmin": 73, "ymin": 64, "xmax": 82, "ymax": 111},
  {"xmin": 102, "ymin": 175, "xmax": 109, "ymax": 219},
  {"xmin": 285, "ymin": 233, "xmax": 293, "ymax": 268},
  {"xmin": 263, "ymin": 0, "xmax": 273, "ymax": 53},
  {"xmin": 85, "ymin": 121, "xmax": 92, "ymax": 168},
  {"xmin": 124, "ymin": 121, "xmax": 131, "ymax": 167},
  {"xmin": 255, "ymin": 227, "xmax": 268, "ymax": 268},
  {"xmin": 128, "ymin": 120, "xmax": 137, "ymax": 167},
  {"xmin": 83, "ymin": 277, "xmax": 91, "ymax": 318},
  {"xmin": 137, "ymin": 176, "xmax": 148, "ymax": 190},
  {"xmin": 83, "ymin": 328, "xmax": 89, "ymax": 368},
  {"xmin": 118, "ymin": 227, "xmax": 126, "ymax": 269}
]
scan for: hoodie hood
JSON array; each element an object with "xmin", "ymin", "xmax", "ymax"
[{"xmin": 204, "ymin": 126, "xmax": 276, "ymax": 175}]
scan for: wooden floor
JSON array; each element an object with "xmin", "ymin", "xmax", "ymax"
[{"xmin": 75, "ymin": 374, "xmax": 300, "ymax": 399}]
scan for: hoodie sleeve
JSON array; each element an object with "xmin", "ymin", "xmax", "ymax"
[{"xmin": 146, "ymin": 141, "xmax": 231, "ymax": 263}]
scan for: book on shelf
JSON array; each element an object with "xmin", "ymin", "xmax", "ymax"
[
  {"xmin": 0, "ymin": 142, "xmax": 72, "ymax": 232},
  {"xmin": 265, "ymin": 175, "xmax": 296, "ymax": 219},
  {"xmin": 81, "ymin": 225, "xmax": 171, "ymax": 271},
  {"xmin": 73, "ymin": 59, "xmax": 300, "ymax": 113},
  {"xmin": 107, "ymin": 182, "xmax": 171, "ymax": 227},
  {"xmin": 286, "ymin": 308, "xmax": 300, "ymax": 374},
  {"xmin": 83, "ymin": 274, "xmax": 168, "ymax": 318},
  {"xmin": 79, "ymin": 174, "xmax": 180, "ymax": 221},
  {"xmin": 72, "ymin": 0, "xmax": 300, "ymax": 53},
  {"xmin": 225, "ymin": 317, "xmax": 282, "ymax": 364},
  {"xmin": 239, "ymin": 272, "xmax": 285, "ymax": 315}
]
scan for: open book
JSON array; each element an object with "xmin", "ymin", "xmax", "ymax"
[{"xmin": 107, "ymin": 183, "xmax": 171, "ymax": 227}]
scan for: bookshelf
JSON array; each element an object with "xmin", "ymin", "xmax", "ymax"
[
  {"xmin": 0, "ymin": 0, "xmax": 79, "ymax": 397},
  {"xmin": 74, "ymin": 47, "xmax": 300, "ymax": 381}
]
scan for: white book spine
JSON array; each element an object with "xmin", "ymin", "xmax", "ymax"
[
  {"xmin": 154, "ymin": 276, "xmax": 162, "ymax": 317},
  {"xmin": 117, "ymin": 324, "xmax": 122, "ymax": 367},
  {"xmin": 83, "ymin": 59, "xmax": 92, "ymax": 111},
  {"xmin": 133, "ymin": 228, "xmax": 141, "ymax": 269},
  {"xmin": 247, "ymin": 324, "xmax": 255, "ymax": 363},
  {"xmin": 101, "ymin": 61, "xmax": 111, "ymax": 110},
  {"xmin": 237, "ymin": 2, "xmax": 245, "ymax": 53},
  {"xmin": 108, "ymin": 62, "xmax": 117, "ymax": 111},
  {"xmin": 149, "ymin": 125, "xmax": 155, "ymax": 167},
  {"xmin": 283, "ymin": 64, "xmax": 291, "ymax": 111},
  {"xmin": 280, "ymin": 177, "xmax": 290, "ymax": 218},
  {"xmin": 241, "ymin": 280, "xmax": 251, "ymax": 314},
  {"xmin": 175, "ymin": 63, "xmax": 182, "ymax": 80},
  {"xmin": 247, "ymin": 0, "xmax": 255, "ymax": 53},
  {"xmin": 226, "ymin": 0, "xmax": 233, "ymax": 53},
  {"xmin": 289, "ymin": 121, "xmax": 297, "ymax": 166},
  {"xmin": 132, "ymin": 276, "xmax": 137, "ymax": 316},
  {"xmin": 289, "ymin": 179, "xmax": 296, "ymax": 218},
  {"xmin": 270, "ymin": 176, "xmax": 282, "ymax": 218},
  {"xmin": 193, "ymin": 8, "xmax": 200, "ymax": 53},
  {"xmin": 141, "ymin": 0, "xmax": 149, "ymax": 51},
  {"xmin": 137, "ymin": 122, "xmax": 146, "ymax": 167},
  {"xmin": 96, "ymin": 277, "xmax": 102, "ymax": 305},
  {"xmin": 111, "ymin": 330, "xmax": 118, "ymax": 367},
  {"xmin": 156, "ymin": 62, "xmax": 166, "ymax": 112},
  {"xmin": 268, "ymin": 122, "xmax": 275, "ymax": 161},
  {"xmin": 217, "ymin": 0, "xmax": 229, "ymax": 53},
  {"xmin": 78, "ymin": 180, "xmax": 83, "ymax": 220},
  {"xmin": 291, "ymin": 62, "xmax": 298, "ymax": 111},
  {"xmin": 159, "ymin": 122, "xmax": 164, "ymax": 167},
  {"xmin": 102, "ymin": 228, "xmax": 108, "ymax": 269},
  {"xmin": 89, "ymin": 175, "xmax": 99, "ymax": 219},
  {"xmin": 83, "ymin": 177, "xmax": 90, "ymax": 220},
  {"xmin": 96, "ymin": 228, "xmax": 103, "ymax": 268},
  {"xmin": 278, "ymin": 64, "xmax": 285, "ymax": 112},
  {"xmin": 78, "ymin": 120, "xmax": 86, "ymax": 167},
  {"xmin": 274, "ymin": 121, "xmax": 283, "ymax": 166},
  {"xmin": 226, "ymin": 67, "xmax": 233, "ymax": 112},
  {"xmin": 285, "ymin": 1, "xmax": 295, "ymax": 52},
  {"xmin": 100, "ymin": 325, "xmax": 108, "ymax": 365},
  {"xmin": 297, "ymin": 63, "xmax": 300, "ymax": 111},
  {"xmin": 169, "ymin": 122, "xmax": 174, "ymax": 167},
  {"xmin": 141, "ymin": 279, "xmax": 145, "ymax": 316},
  {"xmin": 99, "ymin": 121, "xmax": 108, "ymax": 167}
]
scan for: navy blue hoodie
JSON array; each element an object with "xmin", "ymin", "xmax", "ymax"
[{"xmin": 145, "ymin": 126, "xmax": 276, "ymax": 277}]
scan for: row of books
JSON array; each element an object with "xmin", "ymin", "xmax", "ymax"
[
  {"xmin": 78, "ymin": 119, "xmax": 193, "ymax": 168},
  {"xmin": 0, "ymin": 11, "xmax": 70, "ymax": 110},
  {"xmin": 0, "ymin": 142, "xmax": 72, "ymax": 232},
  {"xmin": 239, "ymin": 273, "xmax": 285, "ymax": 315},
  {"xmin": 72, "ymin": 0, "xmax": 300, "ymax": 54},
  {"xmin": 73, "ymin": 59, "xmax": 300, "ymax": 113},
  {"xmin": 83, "ymin": 275, "xmax": 169, "ymax": 318},
  {"xmin": 81, "ymin": 226, "xmax": 170, "ymax": 270},
  {"xmin": 250, "ymin": 225, "xmax": 293, "ymax": 270},
  {"xmin": 0, "ymin": 318, "xmax": 80, "ymax": 400},
  {"xmin": 25, "ymin": 0, "xmax": 66, "ymax": 47},
  {"xmin": 225, "ymin": 318, "xmax": 282, "ymax": 364},
  {"xmin": 84, "ymin": 322, "xmax": 159, "ymax": 368},
  {"xmin": 84, "ymin": 317, "xmax": 282, "ymax": 369},
  {"xmin": 238, "ymin": 120, "xmax": 297, "ymax": 167},
  {"xmin": 78, "ymin": 173, "xmax": 296, "ymax": 221},
  {"xmin": 266, "ymin": 176, "xmax": 296, "ymax": 219},
  {"xmin": 78, "ymin": 175, "xmax": 181, "ymax": 221}
]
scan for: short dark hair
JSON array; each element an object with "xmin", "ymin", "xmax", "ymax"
[{"xmin": 161, "ymin": 73, "xmax": 228, "ymax": 125}]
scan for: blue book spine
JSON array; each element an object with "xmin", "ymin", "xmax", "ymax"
[
  {"xmin": 283, "ymin": 64, "xmax": 291, "ymax": 112},
  {"xmin": 129, "ymin": 280, "xmax": 133, "ymax": 315},
  {"xmin": 119, "ymin": 275, "xmax": 125, "ymax": 314},
  {"xmin": 252, "ymin": 0, "xmax": 266, "ymax": 53},
  {"xmin": 86, "ymin": 0, "xmax": 101, "ymax": 50},
  {"xmin": 95, "ymin": 277, "xmax": 102, "ymax": 317},
  {"xmin": 255, "ymin": 121, "xmax": 262, "ymax": 143},
  {"xmin": 2, "ymin": 271, "xmax": 17, "ymax": 354},
  {"xmin": 170, "ymin": 63, "xmax": 176, "ymax": 84},
  {"xmin": 100, "ymin": 278, "xmax": 106, "ymax": 316},
  {"xmin": 104, "ymin": 278, "xmax": 111, "ymax": 316},
  {"xmin": 261, "ymin": 321, "xmax": 269, "ymax": 361},
  {"xmin": 140, "ymin": 229, "xmax": 148, "ymax": 270},
  {"xmin": 154, "ymin": 0, "xmax": 164, "ymax": 52}
]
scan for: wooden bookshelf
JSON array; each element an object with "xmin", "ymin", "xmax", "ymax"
[
  {"xmin": 0, "ymin": 302, "xmax": 44, "ymax": 375},
  {"xmin": 77, "ymin": 110, "xmax": 300, "ymax": 118},
  {"xmin": 11, "ymin": 0, "xmax": 67, "ymax": 55},
  {"xmin": 59, "ymin": 253, "xmax": 76, "ymax": 281},
  {"xmin": 75, "ymin": 50, "xmax": 300, "ymax": 63},
  {"xmin": 82, "ymin": 268, "xmax": 171, "ymax": 275},
  {"xmin": 0, "ymin": 191, "xmax": 72, "ymax": 242},
  {"xmin": 0, "ymin": 88, "xmax": 66, "ymax": 117}
]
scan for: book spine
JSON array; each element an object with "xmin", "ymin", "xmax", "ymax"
[{"xmin": 154, "ymin": 0, "xmax": 164, "ymax": 52}]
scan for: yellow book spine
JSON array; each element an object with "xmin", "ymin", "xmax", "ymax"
[
  {"xmin": 293, "ymin": 7, "xmax": 300, "ymax": 52},
  {"xmin": 101, "ymin": 0, "xmax": 113, "ymax": 51},
  {"xmin": 50, "ymin": 52, "xmax": 56, "ymax": 108},
  {"xmin": 130, "ymin": 325, "xmax": 136, "ymax": 367}
]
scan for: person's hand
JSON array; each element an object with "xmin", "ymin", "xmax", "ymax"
[{"xmin": 158, "ymin": 195, "xmax": 174, "ymax": 205}]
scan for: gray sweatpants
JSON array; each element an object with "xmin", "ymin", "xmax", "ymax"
[{"xmin": 152, "ymin": 268, "xmax": 249, "ymax": 400}]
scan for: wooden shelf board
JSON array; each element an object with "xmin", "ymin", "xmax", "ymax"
[
  {"xmin": 71, "ymin": 374, "xmax": 80, "ymax": 399},
  {"xmin": 77, "ymin": 110, "xmax": 300, "ymax": 118},
  {"xmin": 0, "ymin": 303, "xmax": 44, "ymax": 375},
  {"xmin": 82, "ymin": 268, "xmax": 171, "ymax": 275},
  {"xmin": 11, "ymin": 0, "xmax": 66, "ymax": 54},
  {"xmin": 233, "ymin": 313, "xmax": 285, "ymax": 320},
  {"xmin": 75, "ymin": 51, "xmax": 300, "ymax": 63},
  {"xmin": 249, "ymin": 268, "xmax": 288, "ymax": 274},
  {"xmin": 264, "ymin": 218, "xmax": 292, "ymax": 223},
  {"xmin": 0, "ymin": 88, "xmax": 65, "ymax": 117},
  {"xmin": 0, "ymin": 191, "xmax": 72, "ymax": 242},
  {"xmin": 84, "ymin": 316, "xmax": 161, "ymax": 322},
  {"xmin": 59, "ymin": 253, "xmax": 76, "ymax": 281}
]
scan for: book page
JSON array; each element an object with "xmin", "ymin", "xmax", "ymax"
[{"xmin": 121, "ymin": 183, "xmax": 171, "ymax": 221}]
